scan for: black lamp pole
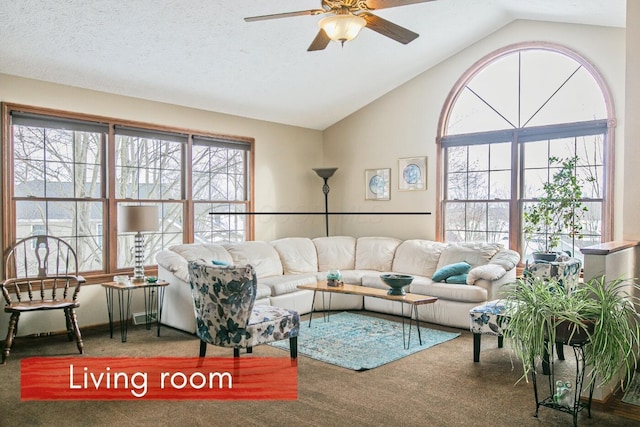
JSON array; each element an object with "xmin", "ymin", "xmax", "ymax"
[{"xmin": 313, "ymin": 168, "xmax": 338, "ymax": 237}]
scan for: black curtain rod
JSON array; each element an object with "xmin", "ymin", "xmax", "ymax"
[{"xmin": 210, "ymin": 212, "xmax": 431, "ymax": 215}]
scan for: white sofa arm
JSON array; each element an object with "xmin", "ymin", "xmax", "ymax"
[
  {"xmin": 489, "ymin": 249, "xmax": 520, "ymax": 270},
  {"xmin": 466, "ymin": 264, "xmax": 507, "ymax": 284},
  {"xmin": 156, "ymin": 250, "xmax": 189, "ymax": 283}
]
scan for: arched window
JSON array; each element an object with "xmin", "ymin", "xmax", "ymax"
[{"xmin": 437, "ymin": 42, "xmax": 615, "ymax": 263}]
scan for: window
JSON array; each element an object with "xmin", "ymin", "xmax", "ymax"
[
  {"xmin": 3, "ymin": 104, "xmax": 254, "ymax": 280},
  {"xmin": 114, "ymin": 127, "xmax": 186, "ymax": 269},
  {"xmin": 192, "ymin": 136, "xmax": 250, "ymax": 244},
  {"xmin": 11, "ymin": 113, "xmax": 107, "ymax": 272},
  {"xmin": 438, "ymin": 43, "xmax": 614, "ymax": 262}
]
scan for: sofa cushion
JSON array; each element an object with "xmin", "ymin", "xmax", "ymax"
[
  {"xmin": 223, "ymin": 241, "xmax": 283, "ymax": 279},
  {"xmin": 432, "ymin": 261, "xmax": 472, "ymax": 282},
  {"xmin": 436, "ymin": 242, "xmax": 503, "ymax": 269},
  {"xmin": 355, "ymin": 237, "xmax": 402, "ymax": 271},
  {"xmin": 270, "ymin": 237, "xmax": 318, "ymax": 275},
  {"xmin": 169, "ymin": 243, "xmax": 233, "ymax": 264},
  {"xmin": 313, "ymin": 236, "xmax": 356, "ymax": 271},
  {"xmin": 258, "ymin": 274, "xmax": 317, "ymax": 297},
  {"xmin": 410, "ymin": 281, "xmax": 488, "ymax": 303},
  {"xmin": 391, "ymin": 239, "xmax": 446, "ymax": 277}
]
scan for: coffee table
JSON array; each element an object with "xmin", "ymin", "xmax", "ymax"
[{"xmin": 298, "ymin": 281, "xmax": 437, "ymax": 349}]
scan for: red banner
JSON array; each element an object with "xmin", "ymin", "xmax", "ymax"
[{"xmin": 21, "ymin": 357, "xmax": 297, "ymax": 400}]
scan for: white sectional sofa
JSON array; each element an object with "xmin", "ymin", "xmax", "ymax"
[{"xmin": 155, "ymin": 236, "xmax": 520, "ymax": 332}]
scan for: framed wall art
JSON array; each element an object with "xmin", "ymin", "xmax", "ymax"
[
  {"xmin": 398, "ymin": 156, "xmax": 427, "ymax": 191},
  {"xmin": 365, "ymin": 168, "xmax": 390, "ymax": 201}
]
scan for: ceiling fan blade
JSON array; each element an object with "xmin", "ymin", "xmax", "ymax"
[
  {"xmin": 307, "ymin": 29, "xmax": 331, "ymax": 51},
  {"xmin": 244, "ymin": 9, "xmax": 324, "ymax": 22},
  {"xmin": 365, "ymin": 0, "xmax": 436, "ymax": 10},
  {"xmin": 362, "ymin": 13, "xmax": 419, "ymax": 44}
]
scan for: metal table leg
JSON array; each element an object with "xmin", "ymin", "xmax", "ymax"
[
  {"xmin": 307, "ymin": 290, "xmax": 317, "ymax": 327},
  {"xmin": 156, "ymin": 285, "xmax": 165, "ymax": 337},
  {"xmin": 105, "ymin": 287, "xmax": 114, "ymax": 339},
  {"xmin": 401, "ymin": 303, "xmax": 423, "ymax": 350},
  {"xmin": 117, "ymin": 289, "xmax": 132, "ymax": 343}
]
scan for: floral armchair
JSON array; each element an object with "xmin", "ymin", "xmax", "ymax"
[
  {"xmin": 188, "ymin": 261, "xmax": 299, "ymax": 359},
  {"xmin": 523, "ymin": 257, "xmax": 582, "ymax": 293}
]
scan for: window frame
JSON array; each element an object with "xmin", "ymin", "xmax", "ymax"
[
  {"xmin": 436, "ymin": 42, "xmax": 616, "ymax": 257},
  {"xmin": 2, "ymin": 103, "xmax": 255, "ymax": 283}
]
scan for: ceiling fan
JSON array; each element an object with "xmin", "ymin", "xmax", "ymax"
[{"xmin": 244, "ymin": 0, "xmax": 436, "ymax": 51}]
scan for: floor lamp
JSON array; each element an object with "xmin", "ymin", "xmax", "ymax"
[
  {"xmin": 119, "ymin": 205, "xmax": 159, "ymax": 283},
  {"xmin": 313, "ymin": 168, "xmax": 338, "ymax": 237}
]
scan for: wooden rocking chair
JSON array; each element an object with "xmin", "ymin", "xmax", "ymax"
[{"xmin": 1, "ymin": 235, "xmax": 84, "ymax": 364}]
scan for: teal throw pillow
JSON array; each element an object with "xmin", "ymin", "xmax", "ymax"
[
  {"xmin": 211, "ymin": 259, "xmax": 230, "ymax": 266},
  {"xmin": 432, "ymin": 261, "xmax": 471, "ymax": 282},
  {"xmin": 445, "ymin": 274, "xmax": 468, "ymax": 284}
]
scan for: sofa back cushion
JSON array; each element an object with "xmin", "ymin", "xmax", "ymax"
[
  {"xmin": 313, "ymin": 236, "xmax": 356, "ymax": 271},
  {"xmin": 392, "ymin": 239, "xmax": 446, "ymax": 277},
  {"xmin": 223, "ymin": 241, "xmax": 283, "ymax": 278},
  {"xmin": 169, "ymin": 244, "xmax": 233, "ymax": 264},
  {"xmin": 355, "ymin": 237, "xmax": 402, "ymax": 271},
  {"xmin": 270, "ymin": 237, "xmax": 318, "ymax": 275},
  {"xmin": 436, "ymin": 242, "xmax": 503, "ymax": 270}
]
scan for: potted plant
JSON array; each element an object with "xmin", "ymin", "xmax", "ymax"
[
  {"xmin": 522, "ymin": 156, "xmax": 589, "ymax": 261},
  {"xmin": 502, "ymin": 275, "xmax": 640, "ymax": 390}
]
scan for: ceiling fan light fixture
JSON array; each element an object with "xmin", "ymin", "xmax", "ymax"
[{"xmin": 318, "ymin": 14, "xmax": 366, "ymax": 45}]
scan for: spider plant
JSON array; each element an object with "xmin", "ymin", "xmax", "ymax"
[
  {"xmin": 581, "ymin": 276, "xmax": 640, "ymax": 387},
  {"xmin": 502, "ymin": 275, "xmax": 640, "ymax": 389}
]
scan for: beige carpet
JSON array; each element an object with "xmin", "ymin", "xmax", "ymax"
[{"xmin": 0, "ymin": 311, "xmax": 636, "ymax": 427}]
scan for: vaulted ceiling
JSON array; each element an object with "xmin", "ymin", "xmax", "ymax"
[{"xmin": 0, "ymin": 0, "xmax": 626, "ymax": 130}]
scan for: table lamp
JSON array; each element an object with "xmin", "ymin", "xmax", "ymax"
[{"xmin": 119, "ymin": 205, "xmax": 159, "ymax": 283}]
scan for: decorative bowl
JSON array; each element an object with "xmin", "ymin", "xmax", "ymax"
[{"xmin": 380, "ymin": 274, "xmax": 414, "ymax": 296}]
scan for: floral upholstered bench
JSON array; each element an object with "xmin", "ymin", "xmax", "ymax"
[
  {"xmin": 469, "ymin": 299, "xmax": 508, "ymax": 362},
  {"xmin": 470, "ymin": 297, "xmax": 567, "ymax": 367}
]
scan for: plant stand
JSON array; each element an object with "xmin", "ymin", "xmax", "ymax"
[{"xmin": 531, "ymin": 341, "xmax": 595, "ymax": 427}]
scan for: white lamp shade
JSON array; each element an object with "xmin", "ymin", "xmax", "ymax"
[
  {"xmin": 319, "ymin": 14, "xmax": 366, "ymax": 43},
  {"xmin": 119, "ymin": 205, "xmax": 159, "ymax": 232}
]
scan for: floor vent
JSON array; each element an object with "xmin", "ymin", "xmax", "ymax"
[{"xmin": 132, "ymin": 312, "xmax": 156, "ymax": 325}]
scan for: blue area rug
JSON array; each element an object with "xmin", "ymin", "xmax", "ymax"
[{"xmin": 270, "ymin": 312, "xmax": 460, "ymax": 371}]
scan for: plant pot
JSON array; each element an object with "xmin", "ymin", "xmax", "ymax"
[
  {"xmin": 553, "ymin": 319, "xmax": 594, "ymax": 345},
  {"xmin": 532, "ymin": 252, "xmax": 558, "ymax": 262}
]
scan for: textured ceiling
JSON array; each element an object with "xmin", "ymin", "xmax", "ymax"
[{"xmin": 0, "ymin": 0, "xmax": 626, "ymax": 130}]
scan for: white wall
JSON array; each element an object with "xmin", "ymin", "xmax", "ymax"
[
  {"xmin": 323, "ymin": 20, "xmax": 626, "ymax": 241},
  {"xmin": 624, "ymin": 2, "xmax": 640, "ymax": 242}
]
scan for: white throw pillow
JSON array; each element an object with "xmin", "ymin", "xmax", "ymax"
[
  {"xmin": 466, "ymin": 264, "xmax": 507, "ymax": 285},
  {"xmin": 437, "ymin": 242, "xmax": 503, "ymax": 269}
]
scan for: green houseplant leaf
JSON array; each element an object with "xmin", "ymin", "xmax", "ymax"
[
  {"xmin": 502, "ymin": 275, "xmax": 640, "ymax": 389},
  {"xmin": 522, "ymin": 156, "xmax": 588, "ymax": 255}
]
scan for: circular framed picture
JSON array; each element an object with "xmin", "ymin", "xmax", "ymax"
[
  {"xmin": 365, "ymin": 168, "xmax": 390, "ymax": 200},
  {"xmin": 399, "ymin": 157, "xmax": 426, "ymax": 191}
]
